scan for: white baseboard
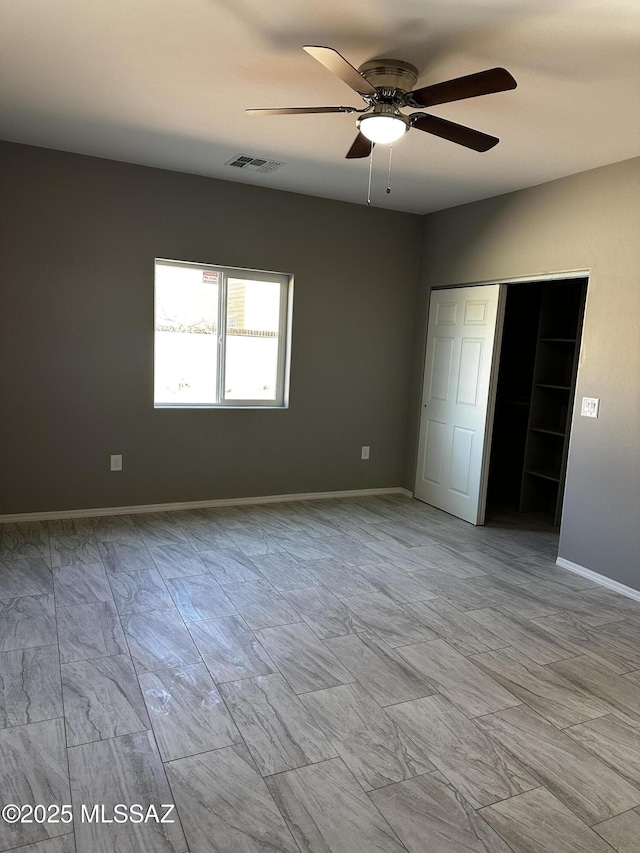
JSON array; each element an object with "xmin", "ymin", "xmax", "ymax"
[
  {"xmin": 556, "ymin": 556, "xmax": 640, "ymax": 602},
  {"xmin": 0, "ymin": 486, "xmax": 414, "ymax": 524}
]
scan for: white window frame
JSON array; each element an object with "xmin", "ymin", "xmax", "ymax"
[{"xmin": 154, "ymin": 258, "xmax": 293, "ymax": 409}]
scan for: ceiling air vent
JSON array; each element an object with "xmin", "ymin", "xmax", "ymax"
[{"xmin": 224, "ymin": 155, "xmax": 285, "ymax": 174}]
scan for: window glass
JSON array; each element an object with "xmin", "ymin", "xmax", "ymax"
[
  {"xmin": 154, "ymin": 260, "xmax": 291, "ymax": 408},
  {"xmin": 224, "ymin": 279, "xmax": 281, "ymax": 401}
]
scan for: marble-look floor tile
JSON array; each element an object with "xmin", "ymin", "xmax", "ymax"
[
  {"xmin": 304, "ymin": 557, "xmax": 377, "ymax": 597},
  {"xmin": 49, "ymin": 535, "xmax": 101, "ymax": 568},
  {"xmin": 282, "ymin": 584, "xmax": 364, "ymax": 638},
  {"xmin": 565, "ymin": 715, "xmax": 640, "ymax": 788},
  {"xmin": 99, "ymin": 540, "xmax": 155, "ymax": 574},
  {"xmin": 376, "ymin": 520, "xmax": 440, "ymax": 549},
  {"xmin": 53, "ymin": 563, "xmax": 113, "ymax": 606},
  {"xmin": 10, "ymin": 836, "xmax": 77, "ymax": 853},
  {"xmin": 132, "ymin": 513, "xmax": 188, "ymax": 546},
  {"xmin": 69, "ymin": 729, "xmax": 187, "ymax": 853},
  {"xmin": 342, "ymin": 592, "xmax": 437, "ymax": 647},
  {"xmin": 534, "ymin": 614, "xmax": 640, "ymax": 674},
  {"xmin": 515, "ymin": 557, "xmax": 598, "ymax": 590},
  {"xmin": 411, "ymin": 575, "xmax": 495, "ymax": 611},
  {"xmin": 410, "ymin": 543, "xmax": 487, "ymax": 577},
  {"xmin": 206, "ymin": 505, "xmax": 255, "ymax": 526},
  {"xmin": 579, "ymin": 588, "xmax": 640, "ymax": 620},
  {"xmin": 371, "ymin": 772, "xmax": 512, "ymax": 853},
  {"xmin": 254, "ymin": 622, "xmax": 354, "ymax": 694},
  {"xmin": 274, "ymin": 532, "xmax": 334, "ymax": 562},
  {"xmin": 480, "ymin": 787, "xmax": 614, "ymax": 853},
  {"xmin": 0, "ymin": 718, "xmax": 70, "ymax": 850},
  {"xmin": 108, "ymin": 568, "xmax": 174, "ymax": 615},
  {"xmin": 324, "ymin": 631, "xmax": 434, "ymax": 706},
  {"xmin": 227, "ymin": 525, "xmax": 286, "ymax": 557},
  {"xmin": 459, "ymin": 546, "xmax": 536, "ymax": 584},
  {"xmin": 531, "ymin": 585, "xmax": 630, "ymax": 626},
  {"xmin": 61, "ymin": 653, "xmax": 150, "ymax": 746},
  {"xmin": 0, "ymin": 522, "xmax": 50, "ymax": 563},
  {"xmin": 593, "ymin": 807, "xmax": 640, "ymax": 852},
  {"xmin": 147, "ymin": 542, "xmax": 205, "ymax": 580},
  {"xmin": 220, "ymin": 673, "xmax": 336, "ymax": 775},
  {"xmin": 325, "ymin": 518, "xmax": 391, "ymax": 543},
  {"xmin": 398, "ymin": 639, "xmax": 520, "ymax": 718},
  {"xmin": 302, "ymin": 682, "xmax": 434, "ymax": 790},
  {"xmin": 266, "ymin": 757, "xmax": 406, "ymax": 853},
  {"xmin": 583, "ymin": 619, "xmax": 640, "ymax": 672},
  {"xmin": 0, "ymin": 645, "xmax": 62, "ymax": 729},
  {"xmin": 402, "ymin": 599, "xmax": 505, "ymax": 656},
  {"xmin": 0, "ymin": 556, "xmax": 53, "ymax": 598},
  {"xmin": 476, "ymin": 704, "xmax": 640, "ymax": 824},
  {"xmin": 471, "ymin": 647, "xmax": 609, "ymax": 728},
  {"xmin": 171, "ymin": 508, "xmax": 226, "ymax": 532},
  {"xmin": 166, "ymin": 744, "xmax": 298, "ymax": 853},
  {"xmin": 626, "ymin": 669, "xmax": 640, "ymax": 687},
  {"xmin": 91, "ymin": 514, "xmax": 140, "ymax": 542},
  {"xmin": 122, "ymin": 608, "xmax": 201, "ymax": 673},
  {"xmin": 549, "ymin": 654, "xmax": 640, "ymax": 727},
  {"xmin": 319, "ymin": 534, "xmax": 383, "ymax": 566},
  {"xmin": 250, "ymin": 551, "xmax": 319, "ymax": 591},
  {"xmin": 57, "ymin": 601, "xmax": 127, "ymax": 664},
  {"xmin": 469, "ymin": 576, "xmax": 559, "ymax": 619},
  {"xmin": 222, "ymin": 579, "xmax": 300, "ymax": 629},
  {"xmin": 468, "ymin": 606, "xmax": 581, "ymax": 664},
  {"xmin": 139, "ymin": 663, "xmax": 241, "ymax": 761},
  {"xmin": 198, "ymin": 548, "xmax": 262, "ymax": 585},
  {"xmin": 48, "ymin": 517, "xmax": 95, "ymax": 537},
  {"xmin": 165, "ymin": 574, "xmax": 236, "ymax": 621},
  {"xmin": 387, "ymin": 694, "xmax": 537, "ymax": 808},
  {"xmin": 88, "ymin": 515, "xmax": 140, "ymax": 542},
  {"xmin": 0, "ymin": 594, "xmax": 57, "ymax": 651},
  {"xmin": 363, "ymin": 538, "xmax": 432, "ymax": 571},
  {"xmin": 354, "ymin": 562, "xmax": 440, "ymax": 604},
  {"xmin": 182, "ymin": 527, "xmax": 235, "ymax": 552},
  {"xmin": 188, "ymin": 615, "xmax": 276, "ymax": 683}
]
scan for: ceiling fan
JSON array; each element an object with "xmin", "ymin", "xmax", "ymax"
[{"xmin": 247, "ymin": 46, "xmax": 517, "ymax": 158}]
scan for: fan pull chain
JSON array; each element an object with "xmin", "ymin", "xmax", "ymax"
[
  {"xmin": 386, "ymin": 143, "xmax": 393, "ymax": 194},
  {"xmin": 367, "ymin": 148, "xmax": 373, "ymax": 205}
]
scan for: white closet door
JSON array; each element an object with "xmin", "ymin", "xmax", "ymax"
[{"xmin": 415, "ymin": 284, "xmax": 504, "ymax": 524}]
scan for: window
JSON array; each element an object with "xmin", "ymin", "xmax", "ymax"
[{"xmin": 154, "ymin": 259, "xmax": 292, "ymax": 407}]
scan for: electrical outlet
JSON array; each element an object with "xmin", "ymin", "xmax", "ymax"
[
  {"xmin": 361, "ymin": 446, "xmax": 370, "ymax": 460},
  {"xmin": 581, "ymin": 397, "xmax": 600, "ymax": 418},
  {"xmin": 110, "ymin": 454, "xmax": 123, "ymax": 471}
]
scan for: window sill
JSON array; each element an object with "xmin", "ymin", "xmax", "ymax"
[{"xmin": 154, "ymin": 404, "xmax": 289, "ymax": 410}]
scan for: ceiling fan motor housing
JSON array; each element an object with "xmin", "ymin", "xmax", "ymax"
[{"xmin": 358, "ymin": 59, "xmax": 419, "ymax": 97}]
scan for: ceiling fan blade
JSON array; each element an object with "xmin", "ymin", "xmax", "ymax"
[
  {"xmin": 345, "ymin": 132, "xmax": 374, "ymax": 159},
  {"xmin": 404, "ymin": 67, "xmax": 516, "ymax": 108},
  {"xmin": 303, "ymin": 45, "xmax": 377, "ymax": 97},
  {"xmin": 246, "ymin": 106, "xmax": 356, "ymax": 116},
  {"xmin": 411, "ymin": 114, "xmax": 499, "ymax": 151}
]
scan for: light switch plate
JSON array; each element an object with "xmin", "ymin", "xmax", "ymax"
[{"xmin": 581, "ymin": 397, "xmax": 599, "ymax": 418}]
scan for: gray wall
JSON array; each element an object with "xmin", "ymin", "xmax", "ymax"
[
  {"xmin": 407, "ymin": 157, "xmax": 640, "ymax": 588},
  {"xmin": 0, "ymin": 142, "xmax": 422, "ymax": 513}
]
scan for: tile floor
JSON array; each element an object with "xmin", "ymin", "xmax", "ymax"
[{"xmin": 0, "ymin": 494, "xmax": 639, "ymax": 852}]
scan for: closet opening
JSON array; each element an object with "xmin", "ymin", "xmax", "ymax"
[{"xmin": 485, "ymin": 276, "xmax": 587, "ymax": 529}]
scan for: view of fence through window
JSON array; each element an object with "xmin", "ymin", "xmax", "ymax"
[{"xmin": 154, "ymin": 261, "xmax": 287, "ymax": 406}]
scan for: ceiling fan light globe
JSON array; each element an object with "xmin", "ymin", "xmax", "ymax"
[{"xmin": 358, "ymin": 114, "xmax": 407, "ymax": 144}]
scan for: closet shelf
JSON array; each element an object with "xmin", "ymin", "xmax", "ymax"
[
  {"xmin": 525, "ymin": 468, "xmax": 562, "ymax": 483},
  {"xmin": 519, "ymin": 278, "xmax": 586, "ymax": 525},
  {"xmin": 530, "ymin": 427, "xmax": 565, "ymax": 437}
]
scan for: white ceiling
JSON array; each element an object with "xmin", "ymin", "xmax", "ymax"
[{"xmin": 1, "ymin": 0, "xmax": 639, "ymax": 214}]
